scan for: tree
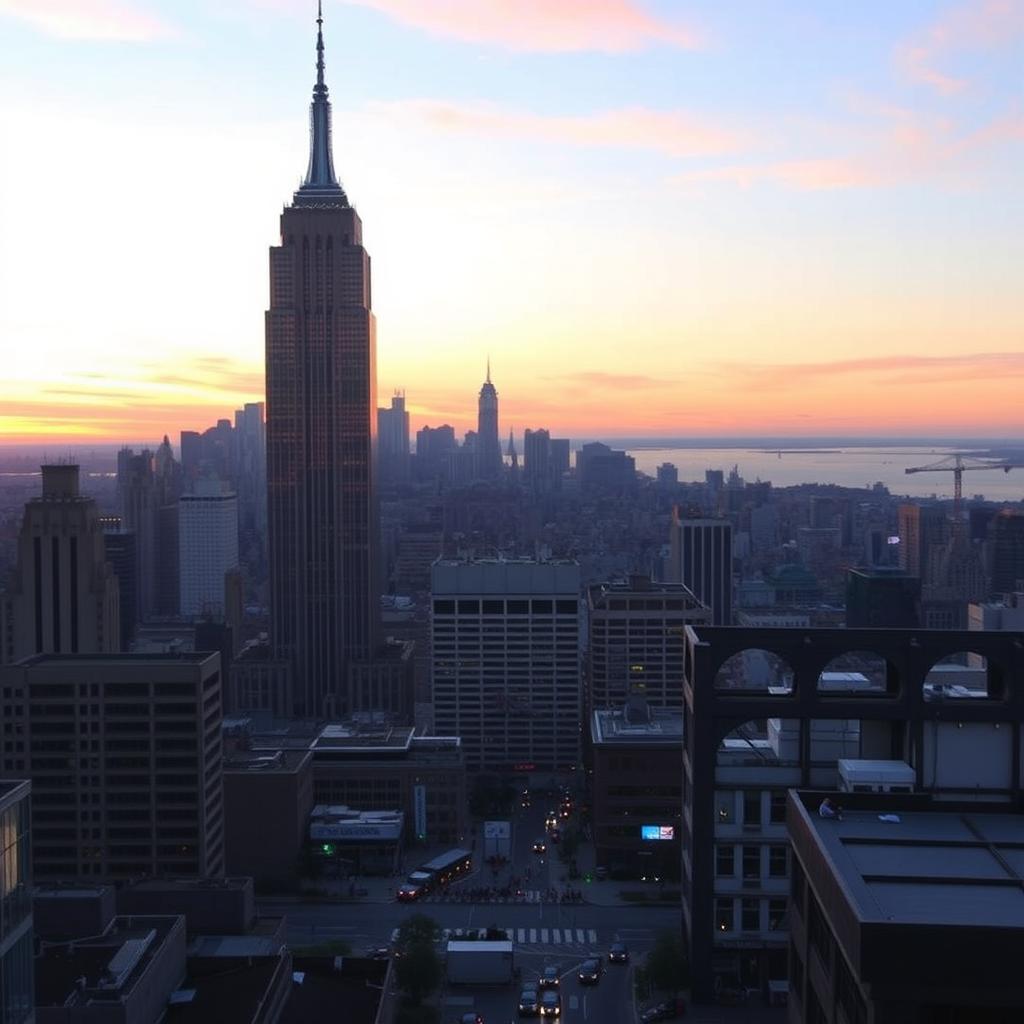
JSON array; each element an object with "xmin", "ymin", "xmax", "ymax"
[
  {"xmin": 646, "ymin": 929, "xmax": 689, "ymax": 993},
  {"xmin": 394, "ymin": 939, "xmax": 442, "ymax": 1004},
  {"xmin": 395, "ymin": 913, "xmax": 438, "ymax": 951}
]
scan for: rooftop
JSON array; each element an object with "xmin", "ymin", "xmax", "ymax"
[
  {"xmin": 0, "ymin": 779, "xmax": 30, "ymax": 807},
  {"xmin": 792, "ymin": 791, "xmax": 1024, "ymax": 928},
  {"xmin": 592, "ymin": 700, "xmax": 683, "ymax": 745}
]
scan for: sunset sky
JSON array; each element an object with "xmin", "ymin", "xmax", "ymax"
[{"xmin": 1, "ymin": 0, "xmax": 1022, "ymax": 444}]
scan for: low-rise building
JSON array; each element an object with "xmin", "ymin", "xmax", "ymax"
[
  {"xmin": 0, "ymin": 779, "xmax": 33, "ymax": 1024},
  {"xmin": 590, "ymin": 698, "xmax": 682, "ymax": 880},
  {"xmin": 787, "ymin": 789, "xmax": 1024, "ymax": 1022}
]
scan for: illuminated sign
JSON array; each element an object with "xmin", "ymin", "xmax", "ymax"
[{"xmin": 640, "ymin": 825, "xmax": 675, "ymax": 841}]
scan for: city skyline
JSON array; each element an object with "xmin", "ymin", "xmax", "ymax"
[{"xmin": 2, "ymin": 1, "xmax": 1023, "ymax": 442}]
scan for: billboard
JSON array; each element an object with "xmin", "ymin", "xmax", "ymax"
[{"xmin": 640, "ymin": 825, "xmax": 675, "ymax": 841}]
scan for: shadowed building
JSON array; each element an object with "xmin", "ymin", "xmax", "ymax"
[{"xmin": 265, "ymin": 9, "xmax": 380, "ymax": 717}]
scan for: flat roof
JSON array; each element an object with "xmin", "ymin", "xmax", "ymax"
[
  {"xmin": 0, "ymin": 779, "xmax": 30, "ymax": 808},
  {"xmin": 18, "ymin": 652, "xmax": 215, "ymax": 665},
  {"xmin": 796, "ymin": 796, "xmax": 1024, "ymax": 928},
  {"xmin": 591, "ymin": 706, "xmax": 683, "ymax": 745}
]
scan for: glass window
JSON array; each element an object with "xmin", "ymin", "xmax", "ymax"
[
  {"xmin": 743, "ymin": 791, "xmax": 762, "ymax": 826},
  {"xmin": 769, "ymin": 898, "xmax": 787, "ymax": 931},
  {"xmin": 433, "ymin": 600, "xmax": 454, "ymax": 614},
  {"xmin": 741, "ymin": 898, "xmax": 760, "ymax": 932},
  {"xmin": 715, "ymin": 845, "xmax": 734, "ymax": 877},
  {"xmin": 715, "ymin": 792, "xmax": 734, "ymax": 824},
  {"xmin": 769, "ymin": 845, "xmax": 788, "ymax": 877},
  {"xmin": 742, "ymin": 845, "xmax": 760, "ymax": 880},
  {"xmin": 770, "ymin": 790, "xmax": 788, "ymax": 824},
  {"xmin": 715, "ymin": 897, "xmax": 734, "ymax": 933}
]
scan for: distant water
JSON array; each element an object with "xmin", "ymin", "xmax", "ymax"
[{"xmin": 627, "ymin": 446, "xmax": 1024, "ymax": 503}]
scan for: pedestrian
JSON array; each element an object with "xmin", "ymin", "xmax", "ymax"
[{"xmin": 818, "ymin": 797, "xmax": 843, "ymax": 821}]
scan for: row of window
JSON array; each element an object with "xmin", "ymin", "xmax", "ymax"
[
  {"xmin": 716, "ymin": 844, "xmax": 789, "ymax": 879},
  {"xmin": 434, "ymin": 599, "xmax": 578, "ymax": 615},
  {"xmin": 715, "ymin": 896, "xmax": 787, "ymax": 934},
  {"xmin": 716, "ymin": 790, "xmax": 789, "ymax": 827}
]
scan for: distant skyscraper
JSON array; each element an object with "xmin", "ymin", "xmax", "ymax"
[
  {"xmin": 235, "ymin": 401, "xmax": 267, "ymax": 545},
  {"xmin": 898, "ymin": 503, "xmax": 947, "ymax": 585},
  {"xmin": 523, "ymin": 428, "xmax": 551, "ymax": 491},
  {"xmin": 118, "ymin": 447, "xmax": 156, "ymax": 619},
  {"xmin": 100, "ymin": 517, "xmax": 137, "ymax": 652},
  {"xmin": 265, "ymin": 9, "xmax": 380, "ymax": 716},
  {"xmin": 179, "ymin": 480, "xmax": 239, "ymax": 619},
  {"xmin": 476, "ymin": 361, "xmax": 502, "ymax": 479},
  {"xmin": 667, "ymin": 508, "xmax": 733, "ymax": 625},
  {"xmin": 378, "ymin": 392, "xmax": 410, "ymax": 484},
  {"xmin": 1, "ymin": 465, "xmax": 120, "ymax": 662},
  {"xmin": 988, "ymin": 510, "xmax": 1024, "ymax": 595}
]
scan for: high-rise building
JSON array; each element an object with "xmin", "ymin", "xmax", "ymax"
[
  {"xmin": 415, "ymin": 424, "xmax": 457, "ymax": 481},
  {"xmin": 475, "ymin": 362, "xmax": 502, "ymax": 480},
  {"xmin": 523, "ymin": 428, "xmax": 551, "ymax": 492},
  {"xmin": 431, "ymin": 559, "xmax": 580, "ymax": 773},
  {"xmin": 987, "ymin": 509, "xmax": 1024, "ymax": 595},
  {"xmin": 0, "ymin": 652, "xmax": 224, "ymax": 880},
  {"xmin": 265, "ymin": 9, "xmax": 380, "ymax": 717},
  {"xmin": 897, "ymin": 502, "xmax": 947, "ymax": 584},
  {"xmin": 1, "ymin": 465, "xmax": 120, "ymax": 663},
  {"xmin": 845, "ymin": 567, "xmax": 921, "ymax": 627},
  {"xmin": 576, "ymin": 442, "xmax": 636, "ymax": 492},
  {"xmin": 235, "ymin": 400, "xmax": 267, "ymax": 546},
  {"xmin": 666, "ymin": 508, "xmax": 733, "ymax": 625},
  {"xmin": 100, "ymin": 518, "xmax": 137, "ymax": 652},
  {"xmin": 587, "ymin": 574, "xmax": 710, "ymax": 710},
  {"xmin": 117, "ymin": 448, "xmax": 156, "ymax": 620},
  {"xmin": 179, "ymin": 480, "xmax": 239, "ymax": 619},
  {"xmin": 0, "ymin": 779, "xmax": 33, "ymax": 1024},
  {"xmin": 378, "ymin": 392, "xmax": 410, "ymax": 484}
]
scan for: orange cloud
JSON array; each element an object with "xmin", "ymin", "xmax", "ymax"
[
  {"xmin": 0, "ymin": 0, "xmax": 175, "ymax": 40},
  {"xmin": 373, "ymin": 100, "xmax": 742, "ymax": 158},
  {"xmin": 896, "ymin": 0, "xmax": 1024, "ymax": 94},
  {"xmin": 348, "ymin": 0, "xmax": 701, "ymax": 52}
]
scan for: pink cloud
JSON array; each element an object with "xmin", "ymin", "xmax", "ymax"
[
  {"xmin": 0, "ymin": 0, "xmax": 175, "ymax": 40},
  {"xmin": 674, "ymin": 105, "xmax": 1024, "ymax": 192},
  {"xmin": 372, "ymin": 99, "xmax": 741, "ymax": 158},
  {"xmin": 897, "ymin": 0, "xmax": 1024, "ymax": 94},
  {"xmin": 347, "ymin": 0, "xmax": 701, "ymax": 52}
]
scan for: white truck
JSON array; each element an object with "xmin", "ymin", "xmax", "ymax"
[{"xmin": 445, "ymin": 940, "xmax": 514, "ymax": 984}]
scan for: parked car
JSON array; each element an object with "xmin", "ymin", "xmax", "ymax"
[
  {"xmin": 539, "ymin": 966, "xmax": 560, "ymax": 988},
  {"xmin": 539, "ymin": 991, "xmax": 561, "ymax": 1017},
  {"xmin": 640, "ymin": 998, "xmax": 686, "ymax": 1021},
  {"xmin": 460, "ymin": 1014, "xmax": 484, "ymax": 1024},
  {"xmin": 608, "ymin": 942, "xmax": 629, "ymax": 963},
  {"xmin": 577, "ymin": 958, "xmax": 602, "ymax": 984},
  {"xmin": 518, "ymin": 988, "xmax": 539, "ymax": 1017}
]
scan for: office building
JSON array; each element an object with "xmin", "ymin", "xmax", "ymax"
[
  {"xmin": 969, "ymin": 591, "xmax": 1024, "ymax": 634},
  {"xmin": 475, "ymin": 362, "xmax": 502, "ymax": 480},
  {"xmin": 586, "ymin": 574, "xmax": 709, "ymax": 710},
  {"xmin": 987, "ymin": 508, "xmax": 1024, "ymax": 594},
  {"xmin": 0, "ymin": 653, "xmax": 224, "ymax": 880},
  {"xmin": 101, "ymin": 521, "xmax": 137, "ymax": 652},
  {"xmin": 844, "ymin": 567, "xmax": 920, "ymax": 628},
  {"xmin": 897, "ymin": 502, "xmax": 947, "ymax": 584},
  {"xmin": 656, "ymin": 462, "xmax": 679, "ymax": 488},
  {"xmin": 414, "ymin": 424, "xmax": 457, "ymax": 480},
  {"xmin": 431, "ymin": 559, "xmax": 581, "ymax": 772},
  {"xmin": 681, "ymin": 624, "xmax": 1024, "ymax": 1002},
  {"xmin": 0, "ymin": 779, "xmax": 33, "ymax": 1024},
  {"xmin": 523, "ymin": 428, "xmax": 552, "ymax": 492},
  {"xmin": 2, "ymin": 465, "xmax": 120, "ymax": 663},
  {"xmin": 590, "ymin": 699, "xmax": 682, "ymax": 881},
  {"xmin": 667, "ymin": 509, "xmax": 733, "ymax": 625},
  {"xmin": 576, "ymin": 442, "xmax": 636, "ymax": 493},
  {"xmin": 265, "ymin": 10, "xmax": 380, "ymax": 717},
  {"xmin": 378, "ymin": 391, "xmax": 410, "ymax": 484},
  {"xmin": 225, "ymin": 716, "xmax": 467, "ymax": 847},
  {"xmin": 178, "ymin": 480, "xmax": 239, "ymax": 619},
  {"xmin": 234, "ymin": 400, "xmax": 267, "ymax": 546},
  {"xmin": 117, "ymin": 448, "xmax": 156, "ymax": 619},
  {"xmin": 787, "ymin": 790, "xmax": 1024, "ymax": 1022}
]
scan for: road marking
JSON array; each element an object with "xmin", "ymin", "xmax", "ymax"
[
  {"xmin": 550, "ymin": 928, "xmax": 561, "ymax": 943},
  {"xmin": 576, "ymin": 928, "xmax": 585, "ymax": 942},
  {"xmin": 530, "ymin": 928, "xmax": 537, "ymax": 943},
  {"xmin": 390, "ymin": 928, "xmax": 399, "ymax": 943},
  {"xmin": 588, "ymin": 929, "xmax": 597, "ymax": 943},
  {"xmin": 568, "ymin": 996, "xmax": 580, "ymax": 1010},
  {"xmin": 518, "ymin": 929, "xmax": 526, "ymax": 943},
  {"xmin": 541, "ymin": 928, "xmax": 549, "ymax": 943}
]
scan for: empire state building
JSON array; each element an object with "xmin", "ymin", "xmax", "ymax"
[{"xmin": 265, "ymin": 6, "xmax": 379, "ymax": 717}]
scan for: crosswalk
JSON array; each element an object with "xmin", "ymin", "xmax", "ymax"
[{"xmin": 390, "ymin": 926, "xmax": 601, "ymax": 948}]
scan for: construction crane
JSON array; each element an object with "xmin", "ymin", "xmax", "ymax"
[{"xmin": 905, "ymin": 454, "xmax": 1021, "ymax": 532}]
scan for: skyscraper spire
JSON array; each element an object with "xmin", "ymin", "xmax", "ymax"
[
  {"xmin": 294, "ymin": 2, "xmax": 348, "ymax": 207},
  {"xmin": 486, "ymin": 356, "xmax": 491, "ymax": 384}
]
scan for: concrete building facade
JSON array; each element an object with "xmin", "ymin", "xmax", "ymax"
[
  {"xmin": 431, "ymin": 559, "xmax": 581, "ymax": 773},
  {"xmin": 0, "ymin": 653, "xmax": 224, "ymax": 880}
]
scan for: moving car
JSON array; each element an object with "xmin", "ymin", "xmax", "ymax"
[
  {"xmin": 545, "ymin": 813, "xmax": 558, "ymax": 830},
  {"xmin": 539, "ymin": 966, "xmax": 560, "ymax": 988},
  {"xmin": 540, "ymin": 991, "xmax": 561, "ymax": 1017},
  {"xmin": 608, "ymin": 942, "xmax": 629, "ymax": 963},
  {"xmin": 532, "ymin": 837, "xmax": 547, "ymax": 854},
  {"xmin": 459, "ymin": 1014, "xmax": 484, "ymax": 1024},
  {"xmin": 577, "ymin": 958, "xmax": 602, "ymax": 984},
  {"xmin": 518, "ymin": 988, "xmax": 539, "ymax": 1017}
]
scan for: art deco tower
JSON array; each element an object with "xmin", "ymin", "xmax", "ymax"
[
  {"xmin": 265, "ymin": 6, "xmax": 379, "ymax": 717},
  {"xmin": 476, "ymin": 360, "xmax": 502, "ymax": 479}
]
